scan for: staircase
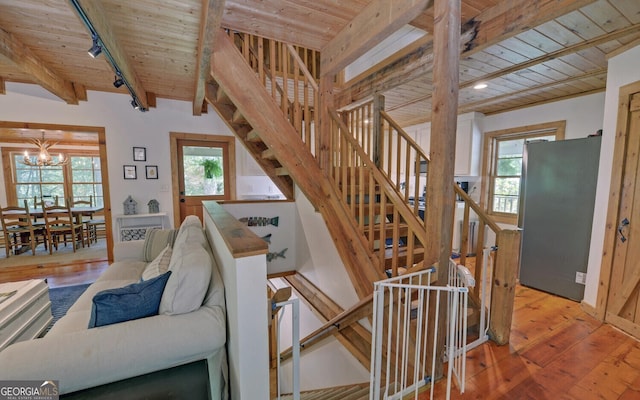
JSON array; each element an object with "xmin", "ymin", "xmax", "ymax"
[{"xmin": 207, "ymin": 27, "xmax": 521, "ymax": 398}]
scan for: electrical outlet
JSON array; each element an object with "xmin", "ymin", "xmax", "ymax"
[{"xmin": 575, "ymin": 272, "xmax": 586, "ymax": 285}]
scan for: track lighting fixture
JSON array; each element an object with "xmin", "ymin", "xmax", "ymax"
[
  {"xmin": 72, "ymin": 0, "xmax": 146, "ymax": 112},
  {"xmin": 87, "ymin": 37, "xmax": 102, "ymax": 58},
  {"xmin": 113, "ymin": 76, "xmax": 124, "ymax": 88}
]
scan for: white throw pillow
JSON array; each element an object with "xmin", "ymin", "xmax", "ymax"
[
  {"xmin": 160, "ymin": 242, "xmax": 212, "ymax": 315},
  {"xmin": 142, "ymin": 244, "xmax": 173, "ymax": 281}
]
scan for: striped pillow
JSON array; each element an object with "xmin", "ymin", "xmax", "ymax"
[
  {"xmin": 143, "ymin": 228, "xmax": 178, "ymax": 262},
  {"xmin": 142, "ymin": 244, "xmax": 173, "ymax": 281}
]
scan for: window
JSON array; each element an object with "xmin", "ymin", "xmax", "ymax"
[
  {"xmin": 483, "ymin": 121, "xmax": 566, "ymax": 224},
  {"xmin": 5, "ymin": 149, "xmax": 102, "ymax": 208},
  {"xmin": 71, "ymin": 156, "xmax": 103, "ymax": 207}
]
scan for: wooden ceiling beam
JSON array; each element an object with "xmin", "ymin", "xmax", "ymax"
[
  {"xmin": 321, "ymin": 0, "xmax": 432, "ymax": 77},
  {"xmin": 0, "ymin": 28, "xmax": 78, "ymax": 104},
  {"xmin": 336, "ymin": 0, "xmax": 597, "ymax": 108},
  {"xmin": 193, "ymin": 0, "xmax": 225, "ymax": 116},
  {"xmin": 463, "ymin": 0, "xmax": 598, "ymax": 57},
  {"xmin": 73, "ymin": 0, "xmax": 148, "ymax": 110}
]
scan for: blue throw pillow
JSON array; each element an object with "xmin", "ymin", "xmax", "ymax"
[{"xmin": 88, "ymin": 271, "xmax": 171, "ymax": 328}]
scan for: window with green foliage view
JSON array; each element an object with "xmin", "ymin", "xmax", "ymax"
[
  {"xmin": 491, "ymin": 134, "xmax": 556, "ymax": 216},
  {"xmin": 11, "ymin": 151, "xmax": 102, "ymax": 208}
]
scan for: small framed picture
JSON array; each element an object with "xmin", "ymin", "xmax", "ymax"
[
  {"xmin": 123, "ymin": 165, "xmax": 137, "ymax": 179},
  {"xmin": 145, "ymin": 165, "xmax": 158, "ymax": 179},
  {"xmin": 133, "ymin": 147, "xmax": 146, "ymax": 161}
]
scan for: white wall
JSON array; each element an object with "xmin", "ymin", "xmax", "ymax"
[
  {"xmin": 483, "ymin": 92, "xmax": 605, "ymax": 138},
  {"xmin": 584, "ymin": 45, "xmax": 640, "ymax": 307},
  {"xmin": 0, "ymin": 82, "xmax": 278, "ymax": 234},
  {"xmin": 223, "ymin": 190, "xmax": 369, "ymax": 392}
]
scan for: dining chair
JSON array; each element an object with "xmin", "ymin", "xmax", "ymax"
[
  {"xmin": 0, "ymin": 202, "xmax": 46, "ymax": 257},
  {"xmin": 42, "ymin": 204, "xmax": 85, "ymax": 255},
  {"xmin": 71, "ymin": 196, "xmax": 93, "ymax": 247}
]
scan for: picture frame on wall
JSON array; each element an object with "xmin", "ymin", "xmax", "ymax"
[
  {"xmin": 123, "ymin": 165, "xmax": 137, "ymax": 179},
  {"xmin": 145, "ymin": 165, "xmax": 158, "ymax": 179},
  {"xmin": 133, "ymin": 147, "xmax": 146, "ymax": 161}
]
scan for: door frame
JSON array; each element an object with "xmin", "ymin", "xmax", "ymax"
[
  {"xmin": 0, "ymin": 120, "xmax": 113, "ymax": 261},
  {"xmin": 169, "ymin": 132, "xmax": 236, "ymax": 228},
  {"xmin": 595, "ymin": 80, "xmax": 640, "ymax": 322}
]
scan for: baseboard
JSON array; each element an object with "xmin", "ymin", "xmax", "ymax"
[{"xmin": 580, "ymin": 301, "xmax": 599, "ymax": 320}]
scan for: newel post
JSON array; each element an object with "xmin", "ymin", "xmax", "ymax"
[{"xmin": 489, "ymin": 229, "xmax": 522, "ymax": 345}]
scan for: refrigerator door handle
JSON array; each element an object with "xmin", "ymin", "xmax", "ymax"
[{"xmin": 618, "ymin": 217, "xmax": 629, "ymax": 243}]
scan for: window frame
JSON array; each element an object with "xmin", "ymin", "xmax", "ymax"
[
  {"xmin": 3, "ymin": 147, "xmax": 101, "ymax": 208},
  {"xmin": 481, "ymin": 121, "xmax": 566, "ymax": 225}
]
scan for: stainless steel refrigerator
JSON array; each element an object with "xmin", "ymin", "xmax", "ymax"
[{"xmin": 518, "ymin": 136, "xmax": 601, "ymax": 301}]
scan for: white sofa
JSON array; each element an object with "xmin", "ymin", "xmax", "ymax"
[{"xmin": 0, "ymin": 216, "xmax": 228, "ymax": 398}]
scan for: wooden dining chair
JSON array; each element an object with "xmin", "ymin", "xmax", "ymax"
[
  {"xmin": 71, "ymin": 196, "xmax": 93, "ymax": 247},
  {"xmin": 42, "ymin": 204, "xmax": 85, "ymax": 255},
  {"xmin": 0, "ymin": 202, "xmax": 46, "ymax": 257}
]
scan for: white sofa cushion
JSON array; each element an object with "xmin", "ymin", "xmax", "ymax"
[
  {"xmin": 160, "ymin": 242, "xmax": 212, "ymax": 315},
  {"xmin": 142, "ymin": 244, "xmax": 172, "ymax": 281}
]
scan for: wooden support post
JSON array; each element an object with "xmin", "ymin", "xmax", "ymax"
[
  {"xmin": 489, "ymin": 229, "xmax": 521, "ymax": 345},
  {"xmin": 426, "ymin": 0, "xmax": 460, "ymax": 282},
  {"xmin": 372, "ymin": 94, "xmax": 385, "ymax": 168},
  {"xmin": 425, "ymin": 0, "xmax": 461, "ymax": 380}
]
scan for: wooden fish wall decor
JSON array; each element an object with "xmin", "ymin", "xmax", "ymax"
[{"xmin": 239, "ymin": 216, "xmax": 279, "ymax": 227}]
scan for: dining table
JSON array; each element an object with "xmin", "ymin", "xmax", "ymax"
[{"xmin": 3, "ymin": 206, "xmax": 104, "ymax": 254}]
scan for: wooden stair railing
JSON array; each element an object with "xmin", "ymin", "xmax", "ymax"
[
  {"xmin": 209, "ymin": 29, "xmax": 383, "ymax": 299},
  {"xmin": 226, "ymin": 30, "xmax": 320, "ymax": 157},
  {"xmin": 328, "ymin": 109, "xmax": 433, "ymax": 278}
]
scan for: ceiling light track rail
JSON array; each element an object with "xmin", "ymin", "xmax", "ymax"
[{"xmin": 69, "ymin": 0, "xmax": 147, "ymax": 111}]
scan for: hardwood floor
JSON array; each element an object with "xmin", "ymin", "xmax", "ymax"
[
  {"xmin": 0, "ymin": 260, "xmax": 109, "ymax": 288},
  {"xmin": 429, "ymin": 284, "xmax": 640, "ymax": 400}
]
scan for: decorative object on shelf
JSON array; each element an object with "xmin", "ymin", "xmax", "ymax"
[
  {"xmin": 123, "ymin": 195, "xmax": 137, "ymax": 215},
  {"xmin": 145, "ymin": 165, "xmax": 158, "ymax": 179},
  {"xmin": 267, "ymin": 248, "xmax": 287, "ymax": 262},
  {"xmin": 200, "ymin": 158, "xmax": 222, "ymax": 179},
  {"xmin": 133, "ymin": 147, "xmax": 146, "ymax": 161},
  {"xmin": 260, "ymin": 233, "xmax": 272, "ymax": 244},
  {"xmin": 239, "ymin": 216, "xmax": 279, "ymax": 227},
  {"xmin": 21, "ymin": 131, "xmax": 68, "ymax": 167},
  {"xmin": 148, "ymin": 199, "xmax": 160, "ymax": 214},
  {"xmin": 123, "ymin": 165, "xmax": 137, "ymax": 179}
]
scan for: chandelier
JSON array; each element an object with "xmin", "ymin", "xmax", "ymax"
[{"xmin": 22, "ymin": 133, "xmax": 68, "ymax": 167}]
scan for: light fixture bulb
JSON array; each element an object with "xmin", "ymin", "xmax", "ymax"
[
  {"xmin": 473, "ymin": 83, "xmax": 488, "ymax": 90},
  {"xmin": 88, "ymin": 40, "xmax": 102, "ymax": 58}
]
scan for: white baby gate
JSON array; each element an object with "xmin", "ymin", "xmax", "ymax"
[{"xmin": 369, "ymin": 260, "xmax": 475, "ymax": 400}]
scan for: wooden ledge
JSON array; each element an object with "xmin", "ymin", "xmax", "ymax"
[{"xmin": 203, "ymin": 201, "xmax": 268, "ymax": 258}]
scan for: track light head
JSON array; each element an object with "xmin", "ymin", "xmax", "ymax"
[
  {"xmin": 88, "ymin": 40, "xmax": 102, "ymax": 58},
  {"xmin": 113, "ymin": 77, "xmax": 124, "ymax": 88}
]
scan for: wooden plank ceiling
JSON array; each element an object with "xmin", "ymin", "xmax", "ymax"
[{"xmin": 0, "ymin": 0, "xmax": 639, "ymax": 129}]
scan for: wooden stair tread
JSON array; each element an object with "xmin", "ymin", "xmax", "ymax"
[
  {"xmin": 262, "ymin": 148, "xmax": 277, "ymax": 160},
  {"xmin": 351, "ymin": 203, "xmax": 395, "ymax": 215},
  {"xmin": 232, "ymin": 108, "xmax": 247, "ymax": 123},
  {"xmin": 363, "ymin": 223, "xmax": 410, "ymax": 240},
  {"xmin": 276, "ymin": 383, "xmax": 369, "ymax": 400},
  {"xmin": 382, "ymin": 245, "xmax": 425, "ymax": 268},
  {"xmin": 246, "ymin": 129, "xmax": 261, "ymax": 142}
]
